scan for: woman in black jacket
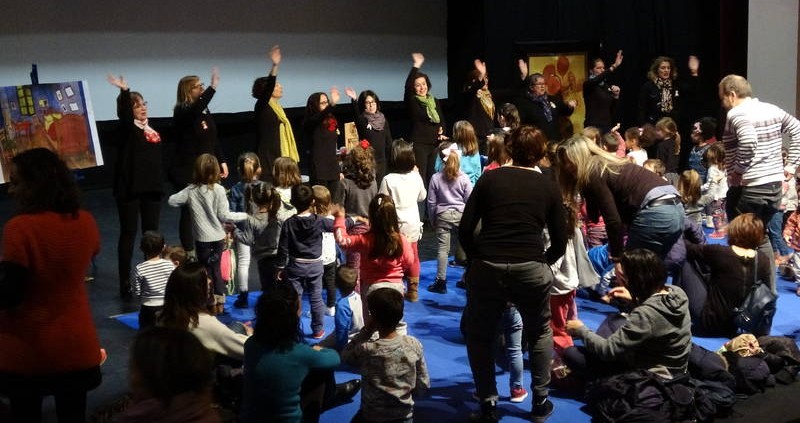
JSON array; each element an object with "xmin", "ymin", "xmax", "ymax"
[
  {"xmin": 107, "ymin": 74, "xmax": 164, "ymax": 299},
  {"xmin": 404, "ymin": 52, "xmax": 446, "ymax": 187},
  {"xmin": 344, "ymin": 87, "xmax": 392, "ymax": 184}
]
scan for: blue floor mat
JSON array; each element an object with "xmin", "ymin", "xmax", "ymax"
[{"xmin": 112, "ymin": 230, "xmax": 800, "ymax": 422}]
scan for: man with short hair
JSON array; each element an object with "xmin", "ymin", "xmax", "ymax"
[{"xmin": 719, "ymin": 74, "xmax": 800, "ymax": 292}]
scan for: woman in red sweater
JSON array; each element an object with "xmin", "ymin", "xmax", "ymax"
[
  {"xmin": 0, "ymin": 148, "xmax": 103, "ymax": 422},
  {"xmin": 333, "ymin": 194, "xmax": 418, "ymax": 320}
]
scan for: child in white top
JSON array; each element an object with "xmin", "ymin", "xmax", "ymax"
[
  {"xmin": 700, "ymin": 143, "xmax": 728, "ymax": 229},
  {"xmin": 132, "ymin": 231, "xmax": 175, "ymax": 330},
  {"xmin": 168, "ymin": 153, "xmax": 248, "ymax": 313},
  {"xmin": 379, "ymin": 139, "xmax": 426, "ymax": 301},
  {"xmin": 624, "ymin": 127, "xmax": 648, "ymax": 166},
  {"xmin": 312, "ymin": 185, "xmax": 339, "ymax": 316}
]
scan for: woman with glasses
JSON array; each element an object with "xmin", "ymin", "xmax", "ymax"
[
  {"xmin": 514, "ymin": 59, "xmax": 576, "ymax": 143},
  {"xmin": 107, "ymin": 74, "xmax": 164, "ymax": 299},
  {"xmin": 304, "ymin": 88, "xmax": 342, "ymax": 195},
  {"xmin": 344, "ymin": 87, "xmax": 392, "ymax": 184},
  {"xmin": 170, "ymin": 68, "xmax": 229, "ymax": 259}
]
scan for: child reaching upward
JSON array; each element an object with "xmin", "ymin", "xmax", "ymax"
[
  {"xmin": 426, "ymin": 150, "xmax": 472, "ymax": 294},
  {"xmin": 168, "ymin": 153, "xmax": 248, "ymax": 314},
  {"xmin": 342, "ymin": 287, "xmax": 429, "ymax": 423},
  {"xmin": 379, "ymin": 139, "xmax": 425, "ymax": 300}
]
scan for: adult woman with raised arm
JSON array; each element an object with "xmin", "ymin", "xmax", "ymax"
[
  {"xmin": 304, "ymin": 87, "xmax": 342, "ymax": 195},
  {"xmin": 171, "ymin": 67, "xmax": 228, "ymax": 257},
  {"xmin": 107, "ymin": 74, "xmax": 164, "ymax": 299},
  {"xmin": 344, "ymin": 87, "xmax": 392, "ymax": 184},
  {"xmin": 583, "ymin": 50, "xmax": 623, "ymax": 134},
  {"xmin": 252, "ymin": 45, "xmax": 299, "ymax": 178},
  {"xmin": 462, "ymin": 59, "xmax": 495, "ymax": 152},
  {"xmin": 404, "ymin": 52, "xmax": 446, "ymax": 187}
]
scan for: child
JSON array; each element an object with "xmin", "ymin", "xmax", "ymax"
[
  {"xmin": 426, "ymin": 150, "xmax": 472, "ymax": 294},
  {"xmin": 497, "ymin": 102, "xmax": 520, "ymax": 134},
  {"xmin": 678, "ymin": 169, "xmax": 704, "ymax": 226},
  {"xmin": 318, "ymin": 265, "xmax": 365, "ymax": 351},
  {"xmin": 655, "ymin": 117, "xmax": 681, "ymax": 184},
  {"xmin": 229, "ymin": 152, "xmax": 262, "ymax": 308},
  {"xmin": 163, "ymin": 245, "xmax": 187, "ymax": 267},
  {"xmin": 582, "ymin": 126, "xmax": 601, "ymax": 146},
  {"xmin": 771, "ymin": 148, "xmax": 795, "ymax": 265},
  {"xmin": 313, "ymin": 185, "xmax": 339, "ymax": 316},
  {"xmin": 379, "ymin": 139, "xmax": 425, "ymax": 300},
  {"xmin": 168, "ymin": 153, "xmax": 248, "ymax": 314},
  {"xmin": 334, "ymin": 194, "xmax": 419, "ymax": 318},
  {"xmin": 272, "ymin": 156, "xmax": 302, "ymax": 211},
  {"xmin": 643, "ymin": 158, "xmax": 667, "ymax": 181},
  {"xmin": 233, "ymin": 182, "xmax": 285, "ymax": 307},
  {"xmin": 434, "ymin": 120, "xmax": 482, "ymax": 185},
  {"xmin": 624, "ymin": 126, "xmax": 648, "ymax": 166},
  {"xmin": 700, "ymin": 143, "xmax": 728, "ymax": 228},
  {"xmin": 240, "ymin": 283, "xmax": 343, "ymax": 423},
  {"xmin": 483, "ymin": 129, "xmax": 509, "ymax": 171},
  {"xmin": 132, "ymin": 231, "xmax": 176, "ymax": 330},
  {"xmin": 334, "ymin": 141, "xmax": 379, "ymax": 290},
  {"xmin": 341, "ymin": 288, "xmax": 430, "ymax": 423}
]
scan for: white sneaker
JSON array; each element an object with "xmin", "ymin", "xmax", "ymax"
[{"xmin": 325, "ymin": 306, "xmax": 336, "ymax": 317}]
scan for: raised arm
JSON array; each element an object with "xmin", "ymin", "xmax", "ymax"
[{"xmin": 107, "ymin": 74, "xmax": 133, "ymax": 122}]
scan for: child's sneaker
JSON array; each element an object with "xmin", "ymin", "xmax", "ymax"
[
  {"xmin": 510, "ymin": 386, "xmax": 528, "ymax": 403},
  {"xmin": 312, "ymin": 330, "xmax": 325, "ymax": 339},
  {"xmin": 325, "ymin": 306, "xmax": 336, "ymax": 317}
]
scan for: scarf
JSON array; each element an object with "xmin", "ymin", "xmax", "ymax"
[
  {"xmin": 269, "ymin": 98, "xmax": 300, "ymax": 162},
  {"xmin": 415, "ymin": 94, "xmax": 440, "ymax": 124},
  {"xmin": 655, "ymin": 78, "xmax": 673, "ymax": 114},
  {"xmin": 133, "ymin": 119, "xmax": 161, "ymax": 143},
  {"xmin": 476, "ymin": 87, "xmax": 495, "ymax": 119},
  {"xmin": 364, "ymin": 111, "xmax": 386, "ymax": 131},
  {"xmin": 526, "ymin": 91, "xmax": 553, "ymax": 123}
]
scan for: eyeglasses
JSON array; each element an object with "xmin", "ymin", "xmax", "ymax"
[
  {"xmin": 133, "ymin": 101, "xmax": 148, "ymax": 108},
  {"xmin": 319, "ymin": 100, "xmax": 329, "ymax": 105},
  {"xmin": 192, "ymin": 83, "xmax": 205, "ymax": 89},
  {"xmin": 364, "ymin": 100, "xmax": 376, "ymax": 105},
  {"xmin": 532, "ymin": 82, "xmax": 546, "ymax": 86}
]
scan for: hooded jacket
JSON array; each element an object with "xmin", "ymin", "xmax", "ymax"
[{"xmin": 576, "ymin": 285, "xmax": 692, "ymax": 376}]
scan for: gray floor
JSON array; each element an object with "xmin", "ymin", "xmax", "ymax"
[{"xmin": 0, "ymin": 186, "xmax": 440, "ymax": 422}]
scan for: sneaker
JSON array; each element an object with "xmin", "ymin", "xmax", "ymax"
[
  {"xmin": 325, "ymin": 306, "xmax": 336, "ymax": 317},
  {"xmin": 312, "ymin": 330, "xmax": 325, "ymax": 339},
  {"xmin": 456, "ymin": 277, "xmax": 467, "ymax": 289},
  {"xmin": 510, "ymin": 386, "xmax": 528, "ymax": 403},
  {"xmin": 468, "ymin": 400, "xmax": 498, "ymax": 422},
  {"xmin": 531, "ymin": 397, "xmax": 554, "ymax": 423},
  {"xmin": 427, "ymin": 278, "xmax": 447, "ymax": 294}
]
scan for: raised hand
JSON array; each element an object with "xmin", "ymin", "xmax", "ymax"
[
  {"xmin": 688, "ymin": 55, "xmax": 700, "ymax": 76},
  {"xmin": 474, "ymin": 59, "xmax": 487, "ymax": 78},
  {"xmin": 210, "ymin": 67, "xmax": 220, "ymax": 89},
  {"xmin": 270, "ymin": 45, "xmax": 281, "ymax": 66},
  {"xmin": 518, "ymin": 59, "xmax": 528, "ymax": 80},
  {"xmin": 106, "ymin": 74, "xmax": 128, "ymax": 90},
  {"xmin": 412, "ymin": 52, "xmax": 425, "ymax": 68},
  {"xmin": 614, "ymin": 50, "xmax": 624, "ymax": 68},
  {"xmin": 329, "ymin": 87, "xmax": 341, "ymax": 106},
  {"xmin": 344, "ymin": 87, "xmax": 357, "ymax": 101}
]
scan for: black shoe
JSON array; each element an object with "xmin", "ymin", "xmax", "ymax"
[
  {"xmin": 469, "ymin": 400, "xmax": 498, "ymax": 422},
  {"xmin": 325, "ymin": 379, "xmax": 361, "ymax": 409},
  {"xmin": 531, "ymin": 397, "xmax": 554, "ymax": 423},
  {"xmin": 233, "ymin": 291, "xmax": 249, "ymax": 309},
  {"xmin": 427, "ymin": 278, "xmax": 447, "ymax": 294},
  {"xmin": 456, "ymin": 277, "xmax": 467, "ymax": 289},
  {"xmin": 448, "ymin": 259, "xmax": 466, "ymax": 268}
]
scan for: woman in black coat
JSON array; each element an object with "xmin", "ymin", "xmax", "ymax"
[
  {"xmin": 344, "ymin": 87, "xmax": 392, "ymax": 184},
  {"xmin": 404, "ymin": 52, "xmax": 446, "ymax": 187}
]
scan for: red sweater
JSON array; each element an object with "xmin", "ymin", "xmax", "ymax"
[
  {"xmin": 0, "ymin": 211, "xmax": 102, "ymax": 374},
  {"xmin": 333, "ymin": 216, "xmax": 418, "ymax": 286}
]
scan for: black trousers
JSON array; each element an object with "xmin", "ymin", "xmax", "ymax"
[{"xmin": 116, "ymin": 193, "xmax": 162, "ymax": 296}]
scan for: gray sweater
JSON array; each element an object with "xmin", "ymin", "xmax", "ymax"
[
  {"xmin": 576, "ymin": 285, "xmax": 692, "ymax": 376},
  {"xmin": 234, "ymin": 201, "xmax": 296, "ymax": 259},
  {"xmin": 168, "ymin": 183, "xmax": 248, "ymax": 242}
]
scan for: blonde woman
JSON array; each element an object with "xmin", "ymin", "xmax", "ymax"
[{"xmin": 556, "ymin": 134, "xmax": 683, "ymax": 264}]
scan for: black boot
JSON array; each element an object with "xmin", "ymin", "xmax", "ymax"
[
  {"xmin": 427, "ymin": 277, "xmax": 447, "ymax": 294},
  {"xmin": 469, "ymin": 400, "xmax": 498, "ymax": 422},
  {"xmin": 233, "ymin": 291, "xmax": 249, "ymax": 309}
]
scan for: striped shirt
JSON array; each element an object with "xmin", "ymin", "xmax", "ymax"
[
  {"xmin": 132, "ymin": 258, "xmax": 175, "ymax": 306},
  {"xmin": 722, "ymin": 98, "xmax": 800, "ymax": 186}
]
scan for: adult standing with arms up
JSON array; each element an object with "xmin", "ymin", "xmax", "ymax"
[
  {"xmin": 171, "ymin": 67, "xmax": 228, "ymax": 259},
  {"xmin": 304, "ymin": 88, "xmax": 342, "ymax": 196},
  {"xmin": 107, "ymin": 74, "xmax": 164, "ymax": 300},
  {"xmin": 514, "ymin": 60, "xmax": 576, "ymax": 143},
  {"xmin": 719, "ymin": 74, "xmax": 800, "ymax": 292},
  {"xmin": 405, "ymin": 52, "xmax": 446, "ymax": 187},
  {"xmin": 252, "ymin": 45, "xmax": 299, "ymax": 179},
  {"xmin": 344, "ymin": 87, "xmax": 392, "ymax": 184},
  {"xmin": 460, "ymin": 126, "xmax": 567, "ymax": 422},
  {"xmin": 462, "ymin": 59, "xmax": 495, "ymax": 153},
  {"xmin": 583, "ymin": 50, "xmax": 623, "ymax": 134},
  {"xmin": 0, "ymin": 148, "xmax": 103, "ymax": 422}
]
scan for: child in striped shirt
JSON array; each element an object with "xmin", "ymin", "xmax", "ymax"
[{"xmin": 132, "ymin": 231, "xmax": 175, "ymax": 329}]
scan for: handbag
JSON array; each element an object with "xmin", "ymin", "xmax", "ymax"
[{"xmin": 732, "ymin": 253, "xmax": 777, "ymax": 337}]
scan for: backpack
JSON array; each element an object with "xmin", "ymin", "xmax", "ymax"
[{"xmin": 732, "ymin": 253, "xmax": 776, "ymax": 337}]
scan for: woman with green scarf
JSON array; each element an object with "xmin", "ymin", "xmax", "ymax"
[
  {"xmin": 252, "ymin": 45, "xmax": 300, "ymax": 181},
  {"xmin": 404, "ymin": 52, "xmax": 446, "ymax": 189}
]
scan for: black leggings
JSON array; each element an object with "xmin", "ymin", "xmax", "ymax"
[
  {"xmin": 116, "ymin": 193, "xmax": 161, "ymax": 295},
  {"xmin": 0, "ymin": 366, "xmax": 101, "ymax": 423}
]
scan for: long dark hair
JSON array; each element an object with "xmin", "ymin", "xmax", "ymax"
[
  {"xmin": 367, "ymin": 194, "xmax": 403, "ymax": 260},
  {"xmin": 10, "ymin": 148, "xmax": 81, "ymax": 216},
  {"xmin": 253, "ymin": 283, "xmax": 301, "ymax": 351},
  {"xmin": 130, "ymin": 327, "xmax": 214, "ymax": 406},
  {"xmin": 620, "ymin": 248, "xmax": 667, "ymax": 304},
  {"xmin": 159, "ymin": 263, "xmax": 209, "ymax": 330}
]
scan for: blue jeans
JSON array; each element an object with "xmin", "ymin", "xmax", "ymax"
[
  {"xmin": 463, "ymin": 259, "xmax": 553, "ymax": 400},
  {"xmin": 627, "ymin": 202, "xmax": 684, "ymax": 259},
  {"xmin": 503, "ymin": 306, "xmax": 524, "ymax": 389},
  {"xmin": 286, "ymin": 260, "xmax": 325, "ymax": 334},
  {"xmin": 768, "ymin": 211, "xmax": 793, "ymax": 256}
]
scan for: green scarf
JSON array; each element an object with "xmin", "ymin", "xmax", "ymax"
[
  {"xmin": 415, "ymin": 94, "xmax": 440, "ymax": 124},
  {"xmin": 269, "ymin": 98, "xmax": 299, "ymax": 162}
]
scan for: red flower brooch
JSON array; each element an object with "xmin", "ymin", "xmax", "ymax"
[{"xmin": 359, "ymin": 139, "xmax": 370, "ymax": 149}]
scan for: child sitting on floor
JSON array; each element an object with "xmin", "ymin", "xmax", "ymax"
[{"xmin": 318, "ymin": 265, "xmax": 365, "ymax": 351}]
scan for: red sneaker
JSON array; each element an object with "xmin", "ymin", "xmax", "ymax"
[
  {"xmin": 312, "ymin": 330, "xmax": 325, "ymax": 339},
  {"xmin": 510, "ymin": 386, "xmax": 528, "ymax": 403}
]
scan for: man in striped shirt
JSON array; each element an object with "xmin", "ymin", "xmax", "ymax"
[{"xmin": 719, "ymin": 74, "xmax": 800, "ymax": 291}]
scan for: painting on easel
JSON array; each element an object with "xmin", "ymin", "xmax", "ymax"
[{"xmin": 0, "ymin": 81, "xmax": 102, "ymax": 183}]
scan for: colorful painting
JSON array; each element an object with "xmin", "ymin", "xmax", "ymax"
[
  {"xmin": 0, "ymin": 81, "xmax": 102, "ymax": 183},
  {"xmin": 528, "ymin": 52, "xmax": 588, "ymax": 133}
]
